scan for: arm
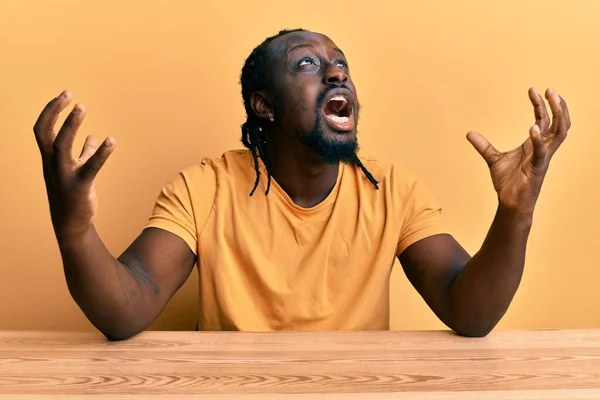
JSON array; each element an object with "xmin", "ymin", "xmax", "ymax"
[
  {"xmin": 399, "ymin": 87, "xmax": 571, "ymax": 337},
  {"xmin": 34, "ymin": 91, "xmax": 195, "ymax": 341},
  {"xmin": 60, "ymin": 227, "xmax": 195, "ymax": 341},
  {"xmin": 399, "ymin": 210, "xmax": 530, "ymax": 337}
]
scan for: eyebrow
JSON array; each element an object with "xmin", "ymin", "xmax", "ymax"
[{"xmin": 286, "ymin": 43, "xmax": 346, "ymax": 57}]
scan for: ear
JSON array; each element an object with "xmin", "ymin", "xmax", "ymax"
[{"xmin": 250, "ymin": 91, "xmax": 273, "ymax": 120}]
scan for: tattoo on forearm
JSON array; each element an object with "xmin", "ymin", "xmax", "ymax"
[{"xmin": 115, "ymin": 255, "xmax": 160, "ymax": 305}]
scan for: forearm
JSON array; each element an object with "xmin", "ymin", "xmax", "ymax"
[
  {"xmin": 447, "ymin": 205, "xmax": 533, "ymax": 337},
  {"xmin": 57, "ymin": 226, "xmax": 156, "ymax": 340}
]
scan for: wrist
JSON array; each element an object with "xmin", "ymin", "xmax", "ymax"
[
  {"xmin": 496, "ymin": 203, "xmax": 534, "ymax": 230},
  {"xmin": 55, "ymin": 224, "xmax": 95, "ymax": 249}
]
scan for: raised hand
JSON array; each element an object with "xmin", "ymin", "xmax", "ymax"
[
  {"xmin": 466, "ymin": 88, "xmax": 571, "ymax": 215},
  {"xmin": 33, "ymin": 91, "xmax": 116, "ymax": 239}
]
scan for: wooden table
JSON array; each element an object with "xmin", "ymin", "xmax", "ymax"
[{"xmin": 0, "ymin": 330, "xmax": 599, "ymax": 399}]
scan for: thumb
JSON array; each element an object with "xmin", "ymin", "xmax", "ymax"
[
  {"xmin": 529, "ymin": 124, "xmax": 547, "ymax": 170},
  {"xmin": 466, "ymin": 131, "xmax": 500, "ymax": 166}
]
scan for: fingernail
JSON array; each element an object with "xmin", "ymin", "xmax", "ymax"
[
  {"xmin": 60, "ymin": 90, "xmax": 69, "ymax": 98},
  {"xmin": 105, "ymin": 138, "xmax": 115, "ymax": 147}
]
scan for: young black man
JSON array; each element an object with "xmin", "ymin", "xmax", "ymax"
[{"xmin": 33, "ymin": 29, "xmax": 571, "ymax": 340}]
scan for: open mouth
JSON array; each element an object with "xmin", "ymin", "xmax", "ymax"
[{"xmin": 322, "ymin": 94, "xmax": 354, "ymax": 132}]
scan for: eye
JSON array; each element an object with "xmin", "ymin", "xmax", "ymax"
[
  {"xmin": 335, "ymin": 60, "xmax": 348, "ymax": 68},
  {"xmin": 297, "ymin": 57, "xmax": 317, "ymax": 68}
]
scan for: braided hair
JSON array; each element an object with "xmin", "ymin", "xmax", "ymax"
[{"xmin": 240, "ymin": 29, "xmax": 379, "ymax": 196}]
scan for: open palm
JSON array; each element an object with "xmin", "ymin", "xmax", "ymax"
[
  {"xmin": 33, "ymin": 91, "xmax": 116, "ymax": 239},
  {"xmin": 467, "ymin": 88, "xmax": 571, "ymax": 214}
]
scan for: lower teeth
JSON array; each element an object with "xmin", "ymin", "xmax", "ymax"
[{"xmin": 330, "ymin": 116, "xmax": 349, "ymax": 124}]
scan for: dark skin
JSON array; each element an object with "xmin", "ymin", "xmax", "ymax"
[
  {"xmin": 34, "ymin": 31, "xmax": 570, "ymax": 340},
  {"xmin": 33, "ymin": 97, "xmax": 196, "ymax": 341},
  {"xmin": 251, "ymin": 32, "xmax": 358, "ymax": 207}
]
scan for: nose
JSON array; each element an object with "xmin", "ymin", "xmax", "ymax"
[{"xmin": 323, "ymin": 62, "xmax": 347, "ymax": 86}]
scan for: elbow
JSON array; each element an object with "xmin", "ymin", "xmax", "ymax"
[
  {"xmin": 78, "ymin": 306, "xmax": 149, "ymax": 342},
  {"xmin": 451, "ymin": 320, "xmax": 496, "ymax": 338},
  {"xmin": 103, "ymin": 329, "xmax": 141, "ymax": 342},
  {"xmin": 104, "ymin": 331, "xmax": 136, "ymax": 342},
  {"xmin": 443, "ymin": 302, "xmax": 500, "ymax": 338},
  {"xmin": 454, "ymin": 327, "xmax": 492, "ymax": 338},
  {"xmin": 446, "ymin": 311, "xmax": 497, "ymax": 337},
  {"xmin": 98, "ymin": 323, "xmax": 144, "ymax": 342}
]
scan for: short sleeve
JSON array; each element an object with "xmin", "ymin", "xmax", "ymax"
[
  {"xmin": 146, "ymin": 162, "xmax": 217, "ymax": 255},
  {"xmin": 394, "ymin": 169, "xmax": 444, "ymax": 256}
]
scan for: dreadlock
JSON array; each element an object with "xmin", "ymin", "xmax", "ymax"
[
  {"xmin": 352, "ymin": 153, "xmax": 379, "ymax": 189},
  {"xmin": 240, "ymin": 29, "xmax": 379, "ymax": 196}
]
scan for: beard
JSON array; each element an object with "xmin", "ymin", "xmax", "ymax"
[
  {"xmin": 302, "ymin": 115, "xmax": 359, "ymax": 164},
  {"xmin": 302, "ymin": 88, "xmax": 360, "ymax": 165}
]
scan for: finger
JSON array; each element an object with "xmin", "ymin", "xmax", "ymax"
[
  {"xmin": 32, "ymin": 90, "xmax": 72, "ymax": 156},
  {"xmin": 78, "ymin": 135, "xmax": 101, "ymax": 164},
  {"xmin": 529, "ymin": 124, "xmax": 547, "ymax": 170},
  {"xmin": 545, "ymin": 88, "xmax": 563, "ymax": 136},
  {"xmin": 559, "ymin": 95, "xmax": 571, "ymax": 131},
  {"xmin": 53, "ymin": 104, "xmax": 86, "ymax": 166},
  {"xmin": 466, "ymin": 131, "xmax": 501, "ymax": 166},
  {"xmin": 78, "ymin": 138, "xmax": 116, "ymax": 181},
  {"xmin": 528, "ymin": 87, "xmax": 550, "ymax": 133}
]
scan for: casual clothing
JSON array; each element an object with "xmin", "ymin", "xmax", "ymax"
[{"xmin": 147, "ymin": 149, "xmax": 443, "ymax": 331}]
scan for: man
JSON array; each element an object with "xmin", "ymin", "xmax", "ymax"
[{"xmin": 33, "ymin": 29, "xmax": 570, "ymax": 341}]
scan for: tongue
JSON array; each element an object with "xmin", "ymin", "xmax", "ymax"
[{"xmin": 325, "ymin": 100, "xmax": 346, "ymax": 116}]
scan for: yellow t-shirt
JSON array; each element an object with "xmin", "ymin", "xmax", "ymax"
[{"xmin": 147, "ymin": 149, "xmax": 443, "ymax": 331}]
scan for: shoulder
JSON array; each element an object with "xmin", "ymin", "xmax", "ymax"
[
  {"xmin": 177, "ymin": 149, "xmax": 253, "ymax": 184},
  {"xmin": 356, "ymin": 155, "xmax": 419, "ymax": 190},
  {"xmin": 172, "ymin": 149, "xmax": 259, "ymax": 203},
  {"xmin": 182, "ymin": 149, "xmax": 250, "ymax": 173},
  {"xmin": 155, "ymin": 149, "xmax": 251, "ymax": 202},
  {"xmin": 354, "ymin": 155, "xmax": 440, "ymax": 213}
]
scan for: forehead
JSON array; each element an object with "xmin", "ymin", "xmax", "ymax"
[{"xmin": 269, "ymin": 31, "xmax": 341, "ymax": 58}]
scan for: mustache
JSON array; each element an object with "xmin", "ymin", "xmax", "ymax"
[{"xmin": 315, "ymin": 84, "xmax": 355, "ymax": 110}]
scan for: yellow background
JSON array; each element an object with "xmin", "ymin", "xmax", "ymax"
[{"xmin": 1, "ymin": 0, "xmax": 598, "ymax": 332}]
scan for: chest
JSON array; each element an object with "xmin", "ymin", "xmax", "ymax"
[{"xmin": 201, "ymin": 190, "xmax": 400, "ymax": 277}]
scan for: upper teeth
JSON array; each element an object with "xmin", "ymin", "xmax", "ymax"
[{"xmin": 330, "ymin": 95, "xmax": 347, "ymax": 104}]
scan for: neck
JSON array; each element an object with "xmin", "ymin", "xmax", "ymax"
[{"xmin": 265, "ymin": 139, "xmax": 339, "ymax": 208}]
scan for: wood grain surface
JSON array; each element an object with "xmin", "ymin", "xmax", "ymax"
[{"xmin": 0, "ymin": 329, "xmax": 599, "ymax": 399}]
